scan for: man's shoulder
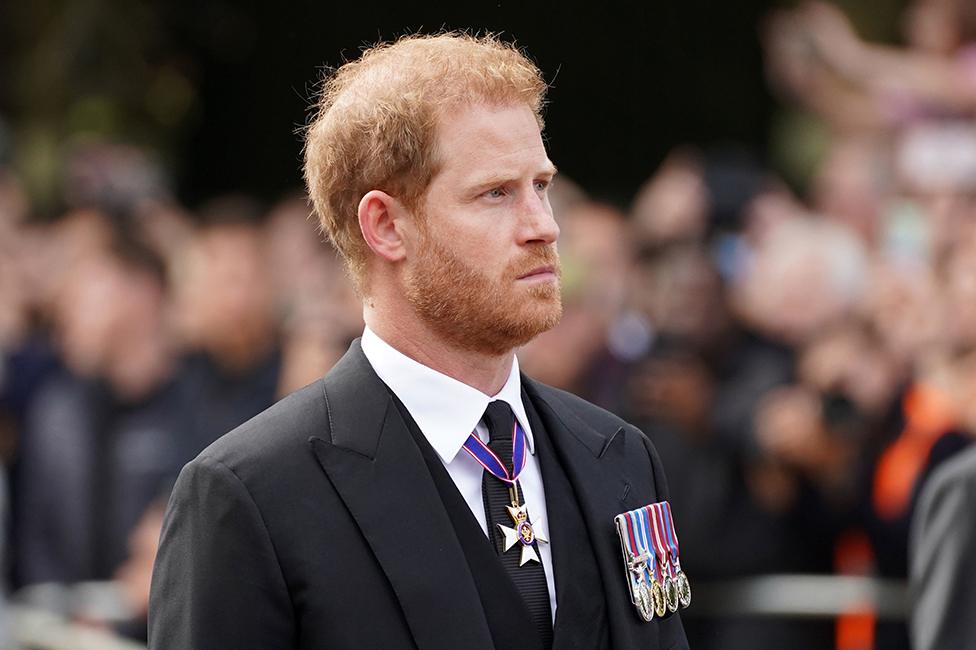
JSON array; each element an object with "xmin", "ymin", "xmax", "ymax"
[
  {"xmin": 525, "ymin": 375, "xmax": 670, "ymax": 499},
  {"xmin": 190, "ymin": 378, "xmax": 328, "ymax": 479},
  {"xmin": 524, "ymin": 376, "xmax": 638, "ymax": 436}
]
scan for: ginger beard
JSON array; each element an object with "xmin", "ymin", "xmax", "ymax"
[{"xmin": 404, "ymin": 225, "xmax": 563, "ymax": 357}]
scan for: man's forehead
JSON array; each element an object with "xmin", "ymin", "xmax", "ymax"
[{"xmin": 431, "ymin": 103, "xmax": 554, "ymax": 181}]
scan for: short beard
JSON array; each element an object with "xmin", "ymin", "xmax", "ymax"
[{"xmin": 404, "ymin": 231, "xmax": 563, "ymax": 357}]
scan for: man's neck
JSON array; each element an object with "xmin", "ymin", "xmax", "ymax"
[{"xmin": 364, "ymin": 308, "xmax": 514, "ymax": 397}]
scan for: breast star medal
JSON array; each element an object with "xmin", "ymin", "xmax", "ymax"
[{"xmin": 497, "ymin": 485, "xmax": 548, "ymax": 566}]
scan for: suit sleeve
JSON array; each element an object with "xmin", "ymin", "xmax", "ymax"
[
  {"xmin": 148, "ymin": 455, "xmax": 294, "ymax": 649},
  {"xmin": 910, "ymin": 465, "xmax": 976, "ymax": 650}
]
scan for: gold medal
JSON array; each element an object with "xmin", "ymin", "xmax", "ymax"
[{"xmin": 652, "ymin": 580, "xmax": 667, "ymax": 618}]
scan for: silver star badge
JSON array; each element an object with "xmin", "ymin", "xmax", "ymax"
[{"xmin": 497, "ymin": 503, "xmax": 548, "ymax": 566}]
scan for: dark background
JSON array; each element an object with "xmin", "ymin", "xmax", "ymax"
[
  {"xmin": 0, "ymin": 0, "xmax": 773, "ymax": 211},
  {"xmin": 172, "ymin": 1, "xmax": 774, "ymax": 204}
]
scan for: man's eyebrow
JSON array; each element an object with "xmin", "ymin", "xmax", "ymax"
[{"xmin": 468, "ymin": 164, "xmax": 559, "ymax": 191}]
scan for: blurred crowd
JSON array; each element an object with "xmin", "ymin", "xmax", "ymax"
[
  {"xmin": 0, "ymin": 145, "xmax": 364, "ymax": 641},
  {"xmin": 2, "ymin": 1, "xmax": 976, "ymax": 649}
]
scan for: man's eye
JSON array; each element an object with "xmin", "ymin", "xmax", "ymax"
[
  {"xmin": 534, "ymin": 180, "xmax": 550, "ymax": 192},
  {"xmin": 484, "ymin": 188, "xmax": 505, "ymax": 199}
]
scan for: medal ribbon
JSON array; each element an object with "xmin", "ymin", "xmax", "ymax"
[
  {"xmin": 647, "ymin": 504, "xmax": 674, "ymax": 578},
  {"xmin": 635, "ymin": 506, "xmax": 659, "ymax": 581},
  {"xmin": 622, "ymin": 511, "xmax": 654, "ymax": 585},
  {"xmin": 662, "ymin": 501, "xmax": 682, "ymax": 572},
  {"xmin": 461, "ymin": 415, "xmax": 526, "ymax": 485},
  {"xmin": 623, "ymin": 512, "xmax": 640, "ymax": 559}
]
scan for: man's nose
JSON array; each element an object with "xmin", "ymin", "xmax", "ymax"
[{"xmin": 518, "ymin": 191, "xmax": 559, "ymax": 246}]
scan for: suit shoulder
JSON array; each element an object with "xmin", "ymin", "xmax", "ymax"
[
  {"xmin": 526, "ymin": 377, "xmax": 669, "ymax": 496},
  {"xmin": 527, "ymin": 378, "xmax": 636, "ymax": 433},
  {"xmin": 193, "ymin": 379, "xmax": 327, "ymax": 476}
]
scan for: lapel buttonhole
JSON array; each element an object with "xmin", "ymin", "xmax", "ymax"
[
  {"xmin": 619, "ymin": 482, "xmax": 631, "ymax": 504},
  {"xmin": 599, "ymin": 427, "xmax": 624, "ymax": 459}
]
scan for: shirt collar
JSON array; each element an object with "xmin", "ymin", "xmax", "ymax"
[{"xmin": 360, "ymin": 326, "xmax": 534, "ymax": 465}]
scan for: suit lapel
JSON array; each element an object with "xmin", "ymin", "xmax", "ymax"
[
  {"xmin": 309, "ymin": 342, "xmax": 494, "ymax": 650},
  {"xmin": 524, "ymin": 391, "xmax": 609, "ymax": 650},
  {"xmin": 523, "ymin": 378, "xmax": 661, "ymax": 650}
]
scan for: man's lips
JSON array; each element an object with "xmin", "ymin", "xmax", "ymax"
[{"xmin": 517, "ymin": 265, "xmax": 557, "ymax": 280}]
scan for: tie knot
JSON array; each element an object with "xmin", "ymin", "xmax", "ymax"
[
  {"xmin": 483, "ymin": 400, "xmax": 515, "ymax": 464},
  {"xmin": 484, "ymin": 400, "xmax": 514, "ymax": 439}
]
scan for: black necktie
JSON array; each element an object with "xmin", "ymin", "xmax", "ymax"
[{"xmin": 481, "ymin": 400, "xmax": 554, "ymax": 648}]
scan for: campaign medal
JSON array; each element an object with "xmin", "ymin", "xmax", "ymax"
[
  {"xmin": 665, "ymin": 574, "xmax": 679, "ymax": 614},
  {"xmin": 613, "ymin": 507, "xmax": 657, "ymax": 622},
  {"xmin": 649, "ymin": 503, "xmax": 681, "ymax": 613},
  {"xmin": 663, "ymin": 501, "xmax": 692, "ymax": 609},
  {"xmin": 462, "ymin": 417, "xmax": 547, "ymax": 565},
  {"xmin": 634, "ymin": 571, "xmax": 654, "ymax": 622},
  {"xmin": 497, "ymin": 483, "xmax": 548, "ymax": 565},
  {"xmin": 645, "ymin": 504, "xmax": 677, "ymax": 614},
  {"xmin": 638, "ymin": 506, "xmax": 668, "ymax": 619},
  {"xmin": 651, "ymin": 576, "xmax": 667, "ymax": 619}
]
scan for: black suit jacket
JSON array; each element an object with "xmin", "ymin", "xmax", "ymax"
[{"xmin": 149, "ymin": 341, "xmax": 689, "ymax": 649}]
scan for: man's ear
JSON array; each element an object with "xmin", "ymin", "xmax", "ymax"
[{"xmin": 358, "ymin": 190, "xmax": 407, "ymax": 262}]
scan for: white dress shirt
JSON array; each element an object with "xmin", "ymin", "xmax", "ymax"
[{"xmin": 361, "ymin": 326, "xmax": 557, "ymax": 619}]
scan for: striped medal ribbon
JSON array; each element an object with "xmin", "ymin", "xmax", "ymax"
[
  {"xmin": 614, "ymin": 505, "xmax": 662, "ymax": 622},
  {"xmin": 662, "ymin": 501, "xmax": 692, "ymax": 608},
  {"xmin": 461, "ymin": 417, "xmax": 526, "ymax": 485},
  {"xmin": 649, "ymin": 503, "xmax": 680, "ymax": 614}
]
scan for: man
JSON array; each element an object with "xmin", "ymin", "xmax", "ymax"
[{"xmin": 149, "ymin": 33, "xmax": 688, "ymax": 649}]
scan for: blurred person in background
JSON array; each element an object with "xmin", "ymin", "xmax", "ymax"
[
  {"xmin": 681, "ymin": 207, "xmax": 868, "ymax": 649},
  {"xmin": 1, "ymin": 209, "xmax": 115, "ymax": 460},
  {"xmin": 171, "ymin": 195, "xmax": 282, "ymax": 454},
  {"xmin": 715, "ymin": 205, "xmax": 867, "ymax": 504},
  {"xmin": 765, "ymin": 0, "xmax": 976, "ymax": 133},
  {"xmin": 857, "ymin": 234, "xmax": 976, "ymax": 648},
  {"xmin": 0, "ymin": 170, "xmax": 51, "ymax": 455},
  {"xmin": 14, "ymin": 221, "xmax": 186, "ymax": 603},
  {"xmin": 629, "ymin": 149, "xmax": 710, "ymax": 248},
  {"xmin": 265, "ymin": 195, "xmax": 362, "ymax": 397},
  {"xmin": 809, "ymin": 137, "xmax": 892, "ymax": 245}
]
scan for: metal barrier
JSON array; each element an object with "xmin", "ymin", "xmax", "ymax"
[
  {"xmin": 10, "ymin": 582, "xmax": 144, "ymax": 650},
  {"xmin": 7, "ymin": 574, "xmax": 909, "ymax": 648},
  {"xmin": 686, "ymin": 574, "xmax": 909, "ymax": 621},
  {"xmin": 11, "ymin": 606, "xmax": 144, "ymax": 650}
]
